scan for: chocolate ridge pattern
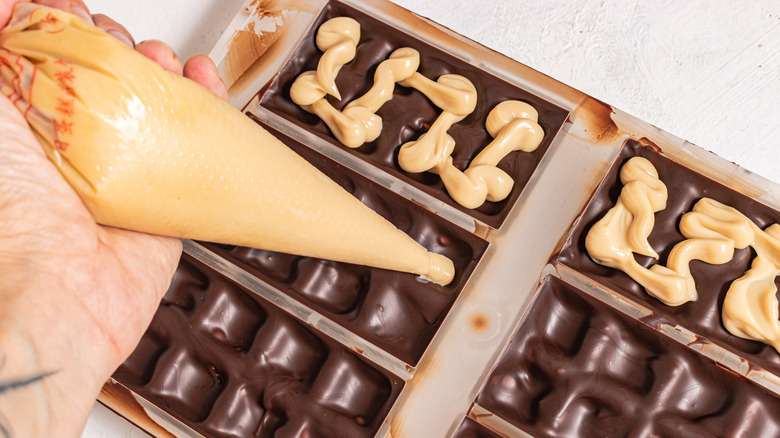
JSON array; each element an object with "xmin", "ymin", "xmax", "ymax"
[{"xmin": 114, "ymin": 254, "xmax": 404, "ymax": 438}]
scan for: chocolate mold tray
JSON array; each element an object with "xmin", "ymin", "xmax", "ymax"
[{"xmin": 99, "ymin": 0, "xmax": 780, "ymax": 437}]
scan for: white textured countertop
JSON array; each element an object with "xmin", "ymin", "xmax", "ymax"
[{"xmin": 82, "ymin": 0, "xmax": 780, "ymax": 436}]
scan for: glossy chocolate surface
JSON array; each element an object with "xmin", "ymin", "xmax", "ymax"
[
  {"xmin": 202, "ymin": 120, "xmax": 488, "ymax": 365},
  {"xmin": 477, "ymin": 276, "xmax": 780, "ymax": 437},
  {"xmin": 114, "ymin": 255, "xmax": 403, "ymax": 438},
  {"xmin": 452, "ymin": 418, "xmax": 503, "ymax": 438},
  {"xmin": 556, "ymin": 140, "xmax": 780, "ymax": 375},
  {"xmin": 260, "ymin": 0, "xmax": 568, "ymax": 228}
]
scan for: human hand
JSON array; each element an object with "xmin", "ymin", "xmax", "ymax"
[{"xmin": 0, "ymin": 1, "xmax": 227, "ymax": 436}]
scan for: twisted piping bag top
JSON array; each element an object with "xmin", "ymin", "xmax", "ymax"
[{"xmin": 0, "ymin": 4, "xmax": 455, "ymax": 285}]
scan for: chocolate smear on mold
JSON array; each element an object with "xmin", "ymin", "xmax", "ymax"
[
  {"xmin": 225, "ymin": 0, "xmax": 315, "ymax": 86},
  {"xmin": 100, "ymin": 381, "xmax": 177, "ymax": 438},
  {"xmin": 571, "ymin": 96, "xmax": 620, "ymax": 144}
]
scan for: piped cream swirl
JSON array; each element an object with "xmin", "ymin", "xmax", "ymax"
[
  {"xmin": 399, "ymin": 97, "xmax": 543, "ymax": 208},
  {"xmin": 722, "ymin": 222, "xmax": 780, "ymax": 352},
  {"xmin": 314, "ymin": 16, "xmax": 360, "ymax": 100},
  {"xmin": 290, "ymin": 17, "xmax": 420, "ymax": 148}
]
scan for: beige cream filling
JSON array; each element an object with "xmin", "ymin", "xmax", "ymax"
[
  {"xmin": 398, "ymin": 97, "xmax": 544, "ymax": 209},
  {"xmin": 292, "ymin": 17, "xmax": 544, "ymax": 209},
  {"xmin": 0, "ymin": 4, "xmax": 455, "ymax": 285},
  {"xmin": 723, "ymin": 223, "xmax": 780, "ymax": 352},
  {"xmin": 586, "ymin": 156, "xmax": 780, "ymax": 352},
  {"xmin": 290, "ymin": 44, "xmax": 419, "ymax": 148}
]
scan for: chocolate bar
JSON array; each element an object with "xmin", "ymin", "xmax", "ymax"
[
  {"xmin": 473, "ymin": 276, "xmax": 780, "ymax": 437},
  {"xmin": 114, "ymin": 255, "xmax": 403, "ymax": 437}
]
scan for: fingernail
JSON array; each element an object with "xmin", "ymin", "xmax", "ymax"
[
  {"xmin": 108, "ymin": 30, "xmax": 134, "ymax": 48},
  {"xmin": 169, "ymin": 48, "xmax": 181, "ymax": 63},
  {"xmin": 71, "ymin": 6, "xmax": 93, "ymax": 24}
]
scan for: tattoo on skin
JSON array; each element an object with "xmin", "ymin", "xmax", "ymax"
[{"xmin": 0, "ymin": 368, "xmax": 59, "ymax": 438}]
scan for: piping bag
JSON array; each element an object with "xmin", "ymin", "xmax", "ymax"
[{"xmin": 0, "ymin": 4, "xmax": 454, "ymax": 285}]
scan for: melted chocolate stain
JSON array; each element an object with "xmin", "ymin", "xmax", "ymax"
[
  {"xmin": 556, "ymin": 139, "xmax": 780, "ymax": 374},
  {"xmin": 114, "ymin": 255, "xmax": 403, "ymax": 438},
  {"xmin": 260, "ymin": 0, "xmax": 569, "ymax": 228},
  {"xmin": 477, "ymin": 276, "xmax": 780, "ymax": 437},
  {"xmin": 202, "ymin": 120, "xmax": 488, "ymax": 366}
]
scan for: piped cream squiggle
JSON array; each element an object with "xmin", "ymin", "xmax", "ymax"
[
  {"xmin": 347, "ymin": 47, "xmax": 419, "ymax": 113},
  {"xmin": 291, "ymin": 17, "xmax": 544, "ymax": 209},
  {"xmin": 398, "ymin": 94, "xmax": 543, "ymax": 208},
  {"xmin": 653, "ymin": 198, "xmax": 754, "ymax": 305},
  {"xmin": 290, "ymin": 17, "xmax": 359, "ymax": 106},
  {"xmin": 584, "ymin": 157, "xmax": 683, "ymax": 303},
  {"xmin": 396, "ymin": 73, "xmax": 476, "ymax": 175},
  {"xmin": 314, "ymin": 16, "xmax": 360, "ymax": 100},
  {"xmin": 674, "ymin": 199, "xmax": 780, "ymax": 351},
  {"xmin": 290, "ymin": 18, "xmax": 420, "ymax": 148},
  {"xmin": 586, "ymin": 157, "xmax": 780, "ymax": 352}
]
